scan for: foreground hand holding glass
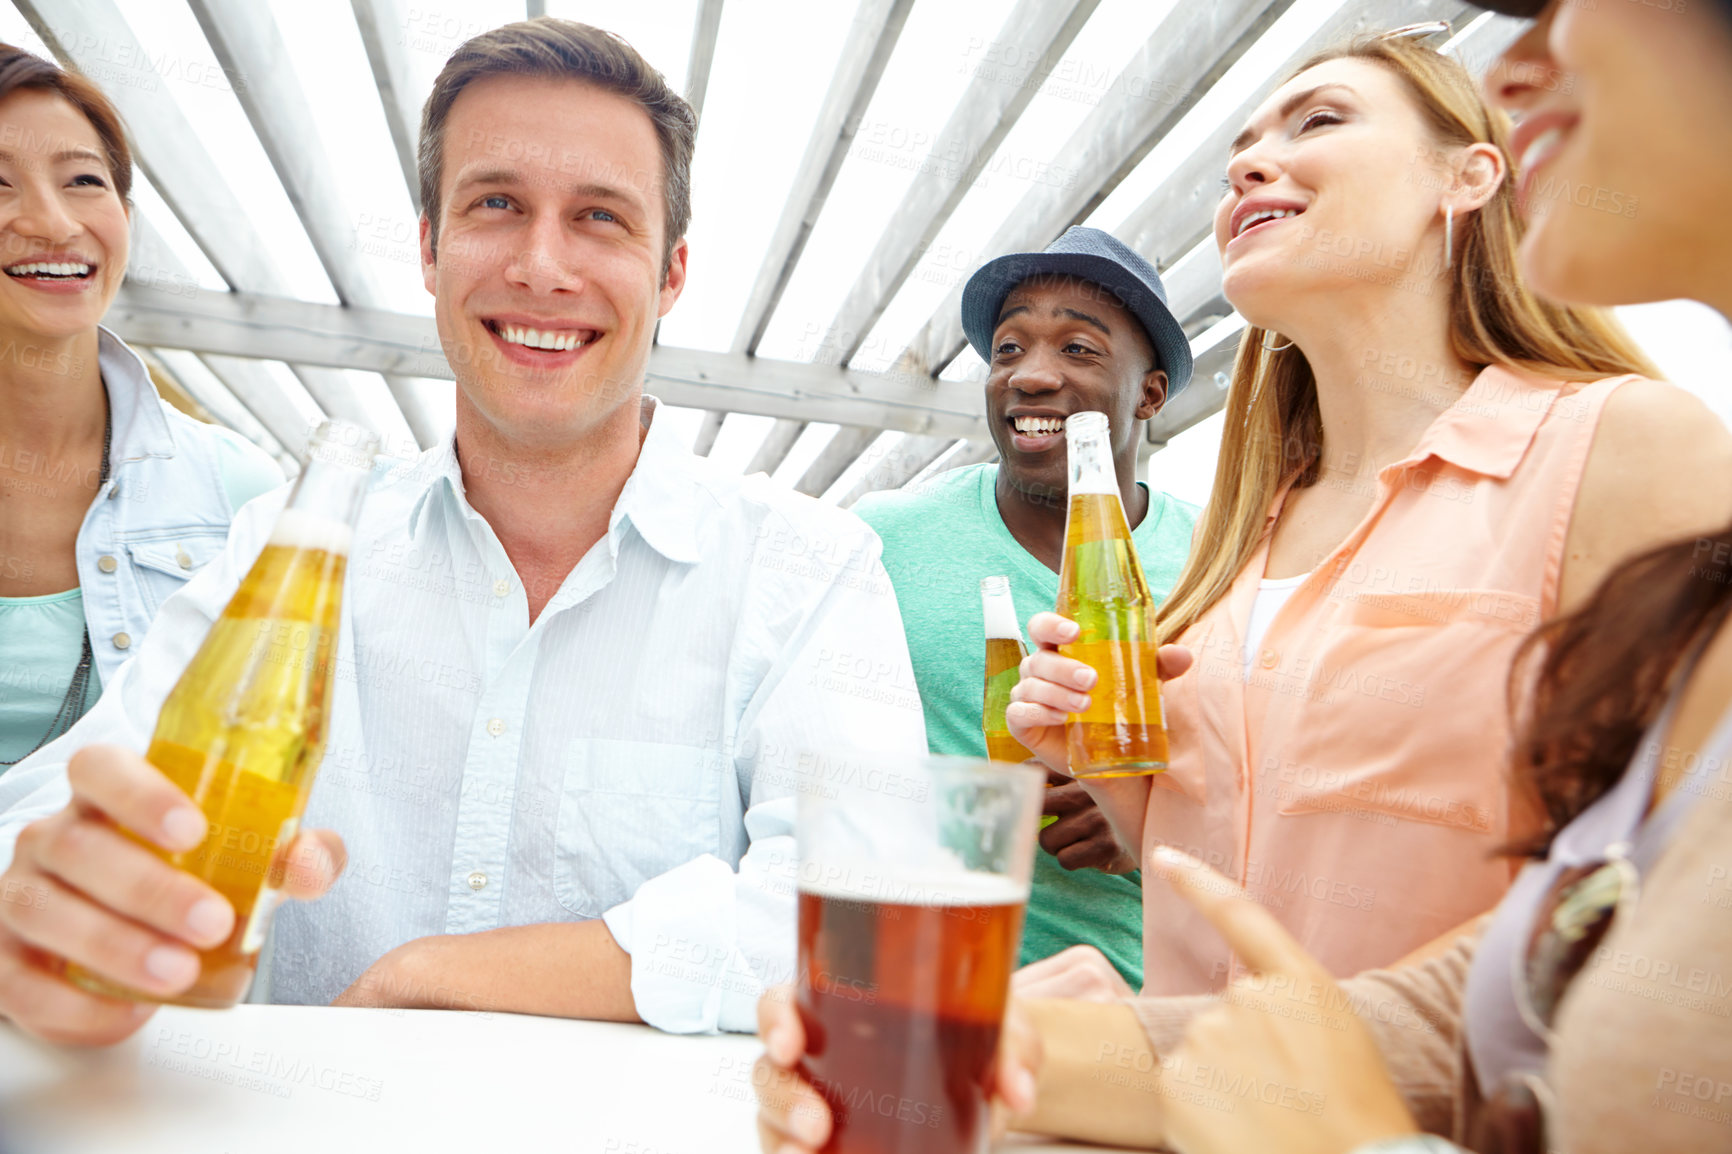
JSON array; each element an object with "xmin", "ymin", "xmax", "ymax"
[
  {"xmin": 66, "ymin": 420, "xmax": 377, "ymax": 1009},
  {"xmin": 795, "ymin": 756, "xmax": 1045, "ymax": 1154}
]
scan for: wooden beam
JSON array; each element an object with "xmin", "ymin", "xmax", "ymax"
[
  {"xmin": 104, "ymin": 283, "xmax": 990, "ymax": 439},
  {"xmin": 16, "ymin": 0, "xmax": 296, "ymax": 295},
  {"xmin": 835, "ymin": 434, "xmax": 957, "ymax": 507},
  {"xmin": 796, "ymin": 426, "xmax": 881, "ymax": 497},
  {"xmin": 186, "ymin": 0, "xmax": 439, "ymax": 449},
  {"xmin": 819, "ymin": 0, "xmax": 1101, "ymax": 366},
  {"xmin": 744, "ymin": 420, "xmax": 807, "ymax": 477},
  {"xmin": 898, "ymin": 0, "xmax": 1300, "ymax": 375},
  {"xmin": 684, "ymin": 0, "xmax": 725, "ymax": 121},
  {"xmin": 690, "ymin": 411, "xmax": 727, "ymax": 456},
  {"xmin": 351, "ymin": 0, "xmax": 424, "ymax": 211},
  {"xmin": 730, "ymin": 0, "xmax": 916, "ymax": 355}
]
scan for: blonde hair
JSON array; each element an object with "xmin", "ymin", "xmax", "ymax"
[{"xmin": 1156, "ymin": 37, "xmax": 1657, "ymax": 641}]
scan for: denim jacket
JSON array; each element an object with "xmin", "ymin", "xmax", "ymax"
[{"xmin": 78, "ymin": 326, "xmax": 285, "ymax": 686}]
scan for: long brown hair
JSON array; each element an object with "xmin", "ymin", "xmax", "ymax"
[
  {"xmin": 1156, "ymin": 37, "xmax": 1655, "ymax": 641},
  {"xmin": 1510, "ymin": 531, "xmax": 1732, "ymax": 854}
]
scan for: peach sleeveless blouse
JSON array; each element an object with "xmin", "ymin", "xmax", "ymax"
[{"xmin": 1144, "ymin": 366, "xmax": 1636, "ymax": 994}]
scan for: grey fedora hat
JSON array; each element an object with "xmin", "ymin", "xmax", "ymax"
[{"xmin": 961, "ymin": 226, "xmax": 1193, "ymax": 398}]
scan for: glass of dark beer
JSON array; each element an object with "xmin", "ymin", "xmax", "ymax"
[{"xmin": 795, "ymin": 756, "xmax": 1044, "ymax": 1154}]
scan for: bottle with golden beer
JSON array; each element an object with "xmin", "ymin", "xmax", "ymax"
[
  {"xmin": 982, "ymin": 577, "xmax": 1059, "ymax": 829},
  {"xmin": 68, "ymin": 420, "xmax": 378, "ymax": 1008},
  {"xmin": 980, "ymin": 576, "xmax": 1032, "ymax": 764},
  {"xmin": 1054, "ymin": 411, "xmax": 1167, "ymax": 778}
]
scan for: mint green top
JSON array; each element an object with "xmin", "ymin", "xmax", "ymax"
[
  {"xmin": 0, "ymin": 437, "xmax": 281, "ymax": 765},
  {"xmin": 855, "ymin": 463, "xmax": 1198, "ymax": 988}
]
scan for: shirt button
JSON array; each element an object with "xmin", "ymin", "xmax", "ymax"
[
  {"xmin": 112, "ymin": 632, "xmax": 132, "ymax": 650},
  {"xmin": 486, "ymin": 718, "xmax": 505, "ymax": 737},
  {"xmin": 1259, "ymin": 649, "xmax": 1278, "ymax": 669},
  {"xmin": 107, "ymin": 483, "xmax": 119, "ymax": 501},
  {"xmin": 467, "ymin": 871, "xmax": 487, "ymax": 891},
  {"xmin": 176, "ymin": 547, "xmax": 193, "ymax": 570},
  {"xmin": 97, "ymin": 555, "xmax": 118, "ymax": 573},
  {"xmin": 492, "ymin": 578, "xmax": 510, "ymax": 598}
]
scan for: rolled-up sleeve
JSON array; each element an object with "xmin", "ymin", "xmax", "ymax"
[{"xmin": 603, "ymin": 518, "xmax": 927, "ymax": 1033}]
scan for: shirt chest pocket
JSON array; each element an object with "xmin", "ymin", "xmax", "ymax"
[
  {"xmin": 124, "ymin": 530, "xmax": 229, "ymax": 620},
  {"xmin": 1267, "ymin": 588, "xmax": 1540, "ymax": 833},
  {"xmin": 553, "ymin": 738, "xmax": 727, "ymax": 917}
]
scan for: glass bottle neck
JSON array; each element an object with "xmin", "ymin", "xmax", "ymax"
[
  {"xmin": 980, "ymin": 578, "xmax": 1021, "ymax": 641},
  {"xmin": 1067, "ymin": 424, "xmax": 1118, "ymax": 498},
  {"xmin": 274, "ymin": 457, "xmax": 372, "ymax": 555}
]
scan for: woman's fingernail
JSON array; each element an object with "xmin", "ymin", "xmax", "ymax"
[
  {"xmin": 144, "ymin": 945, "xmax": 197, "ymax": 987},
  {"xmin": 1070, "ymin": 693, "xmax": 1091, "ymax": 712},
  {"xmin": 1071, "ymin": 666, "xmax": 1096, "ymax": 689},
  {"xmin": 161, "ymin": 807, "xmax": 206, "ymax": 850},
  {"xmin": 185, "ymin": 897, "xmax": 232, "ymax": 942}
]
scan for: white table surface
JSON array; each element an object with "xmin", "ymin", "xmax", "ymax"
[{"xmin": 0, "ymin": 1006, "xmax": 1098, "ymax": 1154}]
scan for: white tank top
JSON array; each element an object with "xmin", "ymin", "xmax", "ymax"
[{"xmin": 1243, "ymin": 573, "xmax": 1309, "ymax": 680}]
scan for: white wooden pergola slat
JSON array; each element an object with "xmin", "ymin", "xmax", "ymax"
[{"xmin": 19, "ymin": 0, "xmax": 1536, "ymax": 504}]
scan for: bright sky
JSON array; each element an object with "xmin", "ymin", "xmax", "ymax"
[{"xmin": 3, "ymin": 0, "xmax": 1726, "ymax": 503}]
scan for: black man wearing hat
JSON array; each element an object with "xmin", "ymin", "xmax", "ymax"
[{"xmin": 855, "ymin": 226, "xmax": 1197, "ymax": 993}]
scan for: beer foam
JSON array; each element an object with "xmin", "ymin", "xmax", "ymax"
[
  {"xmin": 267, "ymin": 508, "xmax": 354, "ymax": 555},
  {"xmin": 799, "ymin": 864, "xmax": 1029, "ymax": 908},
  {"xmin": 981, "ymin": 580, "xmax": 1023, "ymax": 642}
]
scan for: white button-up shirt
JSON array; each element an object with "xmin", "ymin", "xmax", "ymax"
[{"xmin": 0, "ymin": 399, "xmax": 926, "ymax": 1033}]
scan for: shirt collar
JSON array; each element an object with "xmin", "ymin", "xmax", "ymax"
[
  {"xmin": 98, "ymin": 325, "xmax": 174, "ymax": 462},
  {"xmin": 612, "ymin": 395, "xmax": 704, "ymax": 565},
  {"xmin": 403, "ymin": 395, "xmax": 704, "ymax": 565},
  {"xmin": 1395, "ymin": 363, "xmax": 1590, "ymax": 481}
]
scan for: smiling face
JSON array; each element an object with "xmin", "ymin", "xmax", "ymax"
[
  {"xmin": 1213, "ymin": 57, "xmax": 1471, "ymax": 331},
  {"xmin": 1488, "ymin": 3, "xmax": 1732, "ymax": 310},
  {"xmin": 985, "ymin": 275, "xmax": 1165, "ymax": 501},
  {"xmin": 421, "ymin": 74, "xmax": 687, "ymax": 451},
  {"xmin": 0, "ymin": 88, "xmax": 127, "ymax": 345}
]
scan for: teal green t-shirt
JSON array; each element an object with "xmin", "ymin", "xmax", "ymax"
[{"xmin": 855, "ymin": 463, "xmax": 1198, "ymax": 988}]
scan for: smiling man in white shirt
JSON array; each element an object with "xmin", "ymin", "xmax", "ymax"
[{"xmin": 0, "ymin": 18, "xmax": 925, "ymax": 1044}]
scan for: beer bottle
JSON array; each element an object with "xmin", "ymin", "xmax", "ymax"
[
  {"xmin": 1054, "ymin": 411, "xmax": 1168, "ymax": 778},
  {"xmin": 68, "ymin": 420, "xmax": 378, "ymax": 1008},
  {"xmin": 980, "ymin": 576, "xmax": 1032, "ymax": 765},
  {"xmin": 981, "ymin": 576, "xmax": 1059, "ymax": 829}
]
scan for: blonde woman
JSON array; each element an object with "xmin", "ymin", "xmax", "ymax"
[{"xmin": 1008, "ymin": 30, "xmax": 1732, "ymax": 1000}]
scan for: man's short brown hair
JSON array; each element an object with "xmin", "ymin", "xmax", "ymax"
[{"xmin": 418, "ymin": 18, "xmax": 696, "ymax": 278}]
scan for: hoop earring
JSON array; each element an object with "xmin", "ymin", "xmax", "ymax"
[
  {"xmin": 1444, "ymin": 204, "xmax": 1454, "ymax": 274},
  {"xmin": 1261, "ymin": 332, "xmax": 1294, "ymax": 353}
]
